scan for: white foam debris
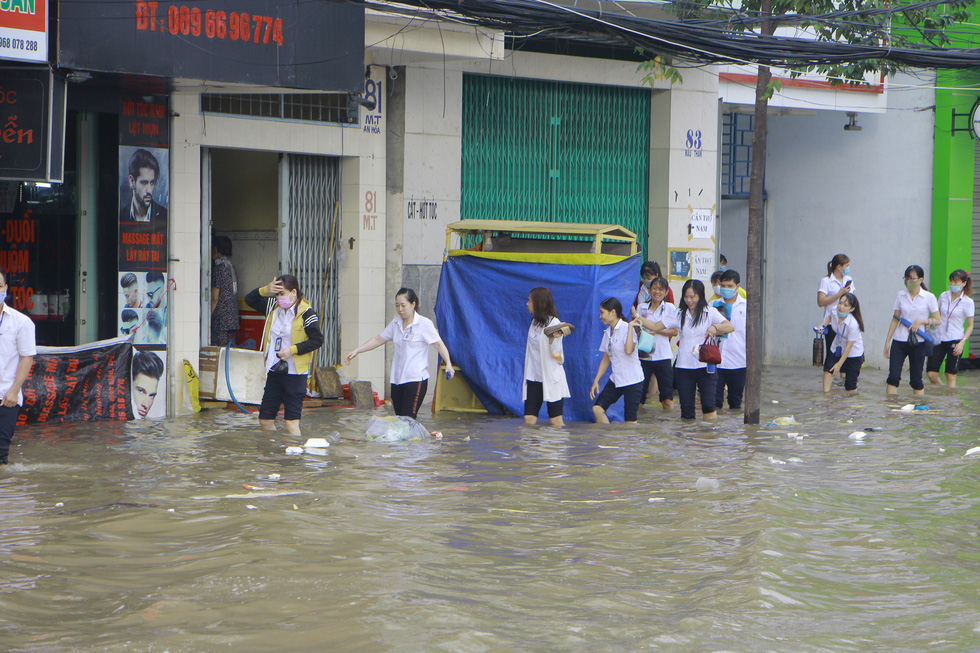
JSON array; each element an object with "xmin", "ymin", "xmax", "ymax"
[
  {"xmin": 768, "ymin": 456, "xmax": 787, "ymax": 465},
  {"xmin": 695, "ymin": 477, "xmax": 719, "ymax": 492},
  {"xmin": 285, "ymin": 447, "xmax": 303, "ymax": 454},
  {"xmin": 964, "ymin": 446, "xmax": 980, "ymax": 457},
  {"xmin": 848, "ymin": 431, "xmax": 867, "ymax": 440},
  {"xmin": 303, "ymin": 438, "xmax": 330, "ymax": 448}
]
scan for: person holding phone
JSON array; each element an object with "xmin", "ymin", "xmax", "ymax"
[
  {"xmin": 245, "ymin": 275, "xmax": 323, "ymax": 436},
  {"xmin": 817, "ymin": 254, "xmax": 855, "ymax": 367}
]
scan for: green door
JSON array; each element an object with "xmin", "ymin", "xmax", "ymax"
[{"xmin": 461, "ymin": 74, "xmax": 650, "ymax": 255}]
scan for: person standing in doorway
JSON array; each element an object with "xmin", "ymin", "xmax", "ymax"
[
  {"xmin": 715, "ymin": 269, "xmax": 747, "ymax": 410},
  {"xmin": 345, "ymin": 288, "xmax": 455, "ymax": 420},
  {"xmin": 0, "ymin": 267, "xmax": 37, "ymax": 464},
  {"xmin": 883, "ymin": 265, "xmax": 939, "ymax": 395},
  {"xmin": 817, "ymin": 254, "xmax": 855, "ymax": 368},
  {"xmin": 246, "ymin": 275, "xmax": 324, "ymax": 436},
  {"xmin": 926, "ymin": 270, "xmax": 975, "ymax": 389},
  {"xmin": 210, "ymin": 236, "xmax": 240, "ymax": 346}
]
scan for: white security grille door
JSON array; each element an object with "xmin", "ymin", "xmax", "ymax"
[{"xmin": 283, "ymin": 154, "xmax": 342, "ymax": 367}]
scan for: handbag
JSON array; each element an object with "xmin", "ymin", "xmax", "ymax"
[
  {"xmin": 638, "ymin": 329, "xmax": 655, "ymax": 354},
  {"xmin": 698, "ymin": 335, "xmax": 722, "ymax": 365}
]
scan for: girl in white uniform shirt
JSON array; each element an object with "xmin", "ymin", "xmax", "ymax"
[
  {"xmin": 817, "ymin": 254, "xmax": 855, "ymax": 367},
  {"xmin": 631, "ymin": 277, "xmax": 676, "ymax": 411},
  {"xmin": 638, "ymin": 279, "xmax": 733, "ymax": 420},
  {"xmin": 590, "ymin": 297, "xmax": 644, "ymax": 424},
  {"xmin": 523, "ymin": 287, "xmax": 570, "ymax": 426},
  {"xmin": 819, "ymin": 292, "xmax": 865, "ymax": 393},
  {"xmin": 883, "ymin": 265, "xmax": 940, "ymax": 395},
  {"xmin": 345, "ymin": 288, "xmax": 454, "ymax": 419},
  {"xmin": 926, "ymin": 270, "xmax": 975, "ymax": 388}
]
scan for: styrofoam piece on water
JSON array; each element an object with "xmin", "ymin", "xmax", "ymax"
[
  {"xmin": 303, "ymin": 438, "xmax": 330, "ymax": 448},
  {"xmin": 267, "ymin": 473, "xmax": 281, "ymax": 480},
  {"xmin": 848, "ymin": 431, "xmax": 867, "ymax": 440},
  {"xmin": 964, "ymin": 446, "xmax": 980, "ymax": 457},
  {"xmin": 899, "ymin": 404, "xmax": 915, "ymax": 413},
  {"xmin": 768, "ymin": 456, "xmax": 787, "ymax": 465},
  {"xmin": 285, "ymin": 447, "xmax": 303, "ymax": 454},
  {"xmin": 695, "ymin": 477, "xmax": 719, "ymax": 492}
]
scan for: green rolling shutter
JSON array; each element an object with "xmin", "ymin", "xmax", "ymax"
[{"xmin": 461, "ymin": 74, "xmax": 650, "ymax": 254}]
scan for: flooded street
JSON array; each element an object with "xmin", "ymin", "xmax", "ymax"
[{"xmin": 1, "ymin": 366, "xmax": 979, "ymax": 652}]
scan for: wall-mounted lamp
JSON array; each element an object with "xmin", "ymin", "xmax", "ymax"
[
  {"xmin": 348, "ymin": 92, "xmax": 376, "ymax": 111},
  {"xmin": 844, "ymin": 112, "xmax": 862, "ymax": 131}
]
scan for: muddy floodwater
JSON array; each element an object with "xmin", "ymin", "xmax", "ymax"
[{"xmin": 1, "ymin": 367, "xmax": 979, "ymax": 652}]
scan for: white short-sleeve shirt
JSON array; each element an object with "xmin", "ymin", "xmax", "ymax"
[
  {"xmin": 891, "ymin": 290, "xmax": 939, "ymax": 342},
  {"xmin": 937, "ymin": 291, "xmax": 976, "ymax": 342},
  {"xmin": 0, "ymin": 306, "xmax": 38, "ymax": 406},
  {"xmin": 637, "ymin": 301, "xmax": 674, "ymax": 362},
  {"xmin": 718, "ymin": 295, "xmax": 747, "ymax": 370},
  {"xmin": 818, "ymin": 274, "xmax": 855, "ymax": 320},
  {"xmin": 663, "ymin": 305, "xmax": 727, "ymax": 370},
  {"xmin": 831, "ymin": 313, "xmax": 864, "ymax": 358},
  {"xmin": 381, "ymin": 313, "xmax": 442, "ymax": 385},
  {"xmin": 599, "ymin": 319, "xmax": 644, "ymax": 387}
]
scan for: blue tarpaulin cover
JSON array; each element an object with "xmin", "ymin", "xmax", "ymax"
[{"xmin": 435, "ymin": 254, "xmax": 641, "ymax": 422}]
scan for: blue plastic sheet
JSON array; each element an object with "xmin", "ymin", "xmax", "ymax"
[{"xmin": 435, "ymin": 255, "xmax": 641, "ymax": 422}]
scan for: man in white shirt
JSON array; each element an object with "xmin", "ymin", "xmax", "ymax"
[
  {"xmin": 715, "ymin": 269, "xmax": 747, "ymax": 410},
  {"xmin": 0, "ymin": 268, "xmax": 37, "ymax": 464}
]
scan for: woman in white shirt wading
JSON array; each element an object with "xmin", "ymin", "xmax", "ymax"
[
  {"xmin": 639, "ymin": 279, "xmax": 734, "ymax": 420},
  {"xmin": 345, "ymin": 288, "xmax": 454, "ymax": 419},
  {"xmin": 817, "ymin": 254, "xmax": 855, "ymax": 368},
  {"xmin": 883, "ymin": 265, "xmax": 940, "ymax": 395},
  {"xmin": 522, "ymin": 287, "xmax": 571, "ymax": 426},
  {"xmin": 926, "ymin": 269, "xmax": 975, "ymax": 388},
  {"xmin": 590, "ymin": 297, "xmax": 644, "ymax": 424}
]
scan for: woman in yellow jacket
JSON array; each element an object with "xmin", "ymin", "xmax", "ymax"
[{"xmin": 245, "ymin": 275, "xmax": 323, "ymax": 436}]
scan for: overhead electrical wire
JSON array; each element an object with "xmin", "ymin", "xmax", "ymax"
[{"xmin": 344, "ymin": 0, "xmax": 980, "ymax": 69}]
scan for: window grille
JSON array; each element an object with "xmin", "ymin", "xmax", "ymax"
[
  {"xmin": 721, "ymin": 112, "xmax": 761, "ymax": 199},
  {"xmin": 201, "ymin": 93, "xmax": 357, "ymax": 125}
]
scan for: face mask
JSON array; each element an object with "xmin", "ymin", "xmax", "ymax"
[
  {"xmin": 719, "ymin": 287, "xmax": 737, "ymax": 299},
  {"xmin": 712, "ymin": 285, "xmax": 721, "ymax": 297},
  {"xmin": 905, "ymin": 279, "xmax": 919, "ymax": 292},
  {"xmin": 0, "ymin": 291, "xmax": 5, "ymax": 306},
  {"xmin": 844, "ymin": 266, "xmax": 850, "ymax": 276},
  {"xmin": 641, "ymin": 279, "xmax": 653, "ymax": 289},
  {"xmin": 277, "ymin": 295, "xmax": 294, "ymax": 310},
  {"xmin": 950, "ymin": 284, "xmax": 963, "ymax": 294},
  {"xmin": 836, "ymin": 310, "xmax": 849, "ymax": 319},
  {"xmin": 719, "ymin": 266, "xmax": 727, "ymax": 272}
]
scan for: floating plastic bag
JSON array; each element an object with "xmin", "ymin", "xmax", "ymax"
[{"xmin": 365, "ymin": 416, "xmax": 430, "ymax": 442}]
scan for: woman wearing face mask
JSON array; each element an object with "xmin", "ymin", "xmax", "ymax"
[
  {"xmin": 631, "ymin": 277, "xmax": 676, "ymax": 411},
  {"xmin": 245, "ymin": 275, "xmax": 324, "ymax": 436},
  {"xmin": 345, "ymin": 288, "xmax": 454, "ymax": 419},
  {"xmin": 636, "ymin": 261, "xmax": 674, "ymax": 307},
  {"xmin": 637, "ymin": 279, "xmax": 734, "ymax": 420},
  {"xmin": 819, "ymin": 292, "xmax": 865, "ymax": 392},
  {"xmin": 883, "ymin": 265, "xmax": 939, "ymax": 395},
  {"xmin": 926, "ymin": 270, "xmax": 975, "ymax": 388},
  {"xmin": 817, "ymin": 254, "xmax": 855, "ymax": 367},
  {"xmin": 591, "ymin": 297, "xmax": 644, "ymax": 424}
]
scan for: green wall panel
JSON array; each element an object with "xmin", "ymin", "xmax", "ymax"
[{"xmin": 461, "ymin": 74, "xmax": 650, "ymax": 254}]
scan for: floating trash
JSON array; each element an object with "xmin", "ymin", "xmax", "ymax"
[
  {"xmin": 766, "ymin": 416, "xmax": 798, "ymax": 427},
  {"xmin": 365, "ymin": 416, "xmax": 431, "ymax": 442},
  {"xmin": 768, "ymin": 456, "xmax": 787, "ymax": 465},
  {"xmin": 964, "ymin": 446, "xmax": 980, "ymax": 457},
  {"xmin": 303, "ymin": 438, "xmax": 330, "ymax": 449},
  {"xmin": 285, "ymin": 447, "xmax": 303, "ymax": 454},
  {"xmin": 695, "ymin": 477, "xmax": 720, "ymax": 492},
  {"xmin": 848, "ymin": 431, "xmax": 867, "ymax": 440}
]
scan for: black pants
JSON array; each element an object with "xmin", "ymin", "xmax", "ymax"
[
  {"xmin": 823, "ymin": 326, "xmax": 837, "ymax": 367},
  {"xmin": 391, "ymin": 379, "xmax": 428, "ymax": 419},
  {"xmin": 926, "ymin": 340, "xmax": 962, "ymax": 376},
  {"xmin": 824, "ymin": 351, "xmax": 863, "ymax": 391},
  {"xmin": 259, "ymin": 372, "xmax": 308, "ymax": 420},
  {"xmin": 640, "ymin": 359, "xmax": 674, "ymax": 404},
  {"xmin": 886, "ymin": 340, "xmax": 927, "ymax": 390},
  {"xmin": 714, "ymin": 367, "xmax": 746, "ymax": 409},
  {"xmin": 674, "ymin": 367, "xmax": 718, "ymax": 419},
  {"xmin": 524, "ymin": 381, "xmax": 564, "ymax": 419},
  {"xmin": 0, "ymin": 405, "xmax": 17, "ymax": 462},
  {"xmin": 594, "ymin": 380, "xmax": 643, "ymax": 422}
]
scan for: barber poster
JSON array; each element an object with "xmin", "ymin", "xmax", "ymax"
[
  {"xmin": 17, "ymin": 337, "xmax": 135, "ymax": 424},
  {"xmin": 118, "ymin": 94, "xmax": 169, "ymax": 359}
]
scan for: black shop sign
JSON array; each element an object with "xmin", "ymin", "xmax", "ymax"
[
  {"xmin": 58, "ymin": 0, "xmax": 365, "ymax": 92},
  {"xmin": 0, "ymin": 67, "xmax": 66, "ymax": 182}
]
